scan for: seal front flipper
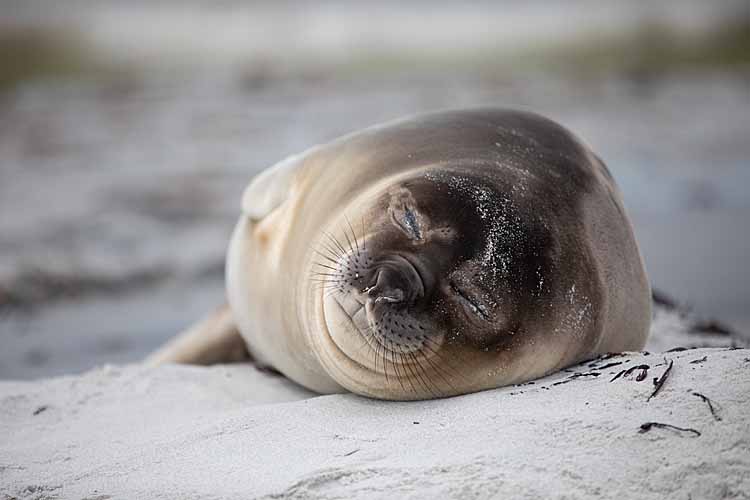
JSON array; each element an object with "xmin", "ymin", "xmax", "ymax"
[
  {"xmin": 242, "ymin": 152, "xmax": 307, "ymax": 221},
  {"xmin": 145, "ymin": 304, "xmax": 250, "ymax": 366}
]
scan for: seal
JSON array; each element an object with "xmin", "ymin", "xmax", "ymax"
[{"xmin": 147, "ymin": 108, "xmax": 651, "ymax": 400}]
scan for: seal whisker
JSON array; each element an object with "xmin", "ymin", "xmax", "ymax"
[
  {"xmin": 340, "ymin": 220, "xmax": 357, "ymax": 258},
  {"xmin": 311, "ymin": 280, "xmax": 341, "ymax": 288},
  {"xmin": 322, "ymin": 230, "xmax": 348, "ymax": 257},
  {"xmin": 310, "ymin": 274, "xmax": 337, "ymax": 284},
  {"xmin": 312, "ymin": 262, "xmax": 339, "ymax": 272},
  {"xmin": 416, "ymin": 349, "xmax": 456, "ymax": 395},
  {"xmin": 352, "ymin": 323, "xmax": 380, "ymax": 356},
  {"xmin": 385, "ymin": 338, "xmax": 401, "ymax": 387},
  {"xmin": 328, "ymin": 231, "xmax": 349, "ymax": 257},
  {"xmin": 310, "ymin": 272, "xmax": 342, "ymax": 278},
  {"xmin": 311, "ymin": 273, "xmax": 341, "ymax": 279},
  {"xmin": 316, "ymin": 241, "xmax": 344, "ymax": 262},
  {"xmin": 344, "ymin": 215, "xmax": 360, "ymax": 256},
  {"xmin": 310, "ymin": 279, "xmax": 343, "ymax": 290},
  {"xmin": 376, "ymin": 327, "xmax": 397, "ymax": 384},
  {"xmin": 374, "ymin": 328, "xmax": 385, "ymax": 382},
  {"xmin": 317, "ymin": 284, "xmax": 344, "ymax": 294},
  {"xmin": 373, "ymin": 324, "xmax": 388, "ymax": 383},
  {"xmin": 387, "ymin": 342, "xmax": 408, "ymax": 394},
  {"xmin": 315, "ymin": 286, "xmax": 344, "ymax": 298},
  {"xmin": 357, "ymin": 321, "xmax": 382, "ymax": 376},
  {"xmin": 312, "ymin": 248, "xmax": 341, "ymax": 264},
  {"xmin": 310, "ymin": 278, "xmax": 341, "ymax": 286},
  {"xmin": 319, "ymin": 236, "xmax": 343, "ymax": 255},
  {"xmin": 359, "ymin": 323, "xmax": 394, "ymax": 369},
  {"xmin": 398, "ymin": 348, "xmax": 419, "ymax": 397},
  {"xmin": 324, "ymin": 289, "xmax": 345, "ymax": 299},
  {"xmin": 399, "ymin": 353, "xmax": 421, "ymax": 394},
  {"xmin": 405, "ymin": 351, "xmax": 437, "ymax": 398},
  {"xmin": 419, "ymin": 340, "xmax": 469, "ymax": 384},
  {"xmin": 395, "ymin": 345, "xmax": 416, "ymax": 397},
  {"xmin": 400, "ymin": 349, "xmax": 426, "ymax": 394},
  {"xmin": 361, "ymin": 216, "xmax": 367, "ymax": 251},
  {"xmin": 309, "ymin": 278, "xmax": 340, "ymax": 286},
  {"xmin": 419, "ymin": 343, "xmax": 464, "ymax": 381}
]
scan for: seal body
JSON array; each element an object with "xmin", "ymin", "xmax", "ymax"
[{"xmin": 226, "ymin": 108, "xmax": 651, "ymax": 400}]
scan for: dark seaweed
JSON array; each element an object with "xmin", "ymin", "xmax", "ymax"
[
  {"xmin": 32, "ymin": 405, "xmax": 48, "ymax": 416},
  {"xmin": 610, "ymin": 364, "xmax": 649, "ymax": 382},
  {"xmin": 639, "ymin": 422, "xmax": 701, "ymax": 437},
  {"xmin": 647, "ymin": 359, "xmax": 673, "ymax": 401},
  {"xmin": 692, "ymin": 392, "xmax": 722, "ymax": 421}
]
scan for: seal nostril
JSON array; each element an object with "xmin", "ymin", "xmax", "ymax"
[
  {"xmin": 374, "ymin": 288, "xmax": 405, "ymax": 304},
  {"xmin": 364, "ymin": 265, "xmax": 412, "ymax": 304}
]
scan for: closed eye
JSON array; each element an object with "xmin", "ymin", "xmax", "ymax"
[
  {"xmin": 450, "ymin": 281, "xmax": 490, "ymax": 320},
  {"xmin": 392, "ymin": 205, "xmax": 422, "ymax": 240}
]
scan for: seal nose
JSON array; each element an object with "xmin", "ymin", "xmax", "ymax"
[
  {"xmin": 365, "ymin": 257, "xmax": 422, "ymax": 305},
  {"xmin": 366, "ymin": 267, "xmax": 406, "ymax": 304}
]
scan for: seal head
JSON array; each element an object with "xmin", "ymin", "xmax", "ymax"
[{"xmin": 315, "ymin": 164, "xmax": 603, "ymax": 399}]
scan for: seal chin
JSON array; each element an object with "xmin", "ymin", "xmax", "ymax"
[
  {"xmin": 322, "ymin": 289, "xmax": 444, "ymax": 371},
  {"xmin": 312, "ymin": 229, "xmax": 474, "ymax": 400}
]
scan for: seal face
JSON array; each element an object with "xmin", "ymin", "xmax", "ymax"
[
  {"xmin": 321, "ymin": 172, "xmax": 550, "ymax": 353},
  {"xmin": 317, "ymin": 166, "xmax": 600, "ymax": 399},
  {"xmin": 225, "ymin": 108, "xmax": 651, "ymax": 400}
]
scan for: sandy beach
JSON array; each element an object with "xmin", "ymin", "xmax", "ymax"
[
  {"xmin": 2, "ymin": 329, "xmax": 748, "ymax": 498},
  {"xmin": 1, "ymin": 2, "xmax": 749, "ymax": 498}
]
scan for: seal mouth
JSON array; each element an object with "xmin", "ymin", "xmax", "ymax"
[
  {"xmin": 329, "ymin": 281, "xmax": 435, "ymax": 360},
  {"xmin": 329, "ymin": 293, "xmax": 389, "ymax": 351}
]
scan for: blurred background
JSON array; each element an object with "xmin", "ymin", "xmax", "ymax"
[{"xmin": 1, "ymin": 0, "xmax": 749, "ymax": 379}]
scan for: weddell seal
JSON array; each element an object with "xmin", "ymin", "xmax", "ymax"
[{"xmin": 147, "ymin": 108, "xmax": 651, "ymax": 400}]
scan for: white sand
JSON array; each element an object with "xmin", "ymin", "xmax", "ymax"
[{"xmin": 2, "ymin": 305, "xmax": 749, "ymax": 500}]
